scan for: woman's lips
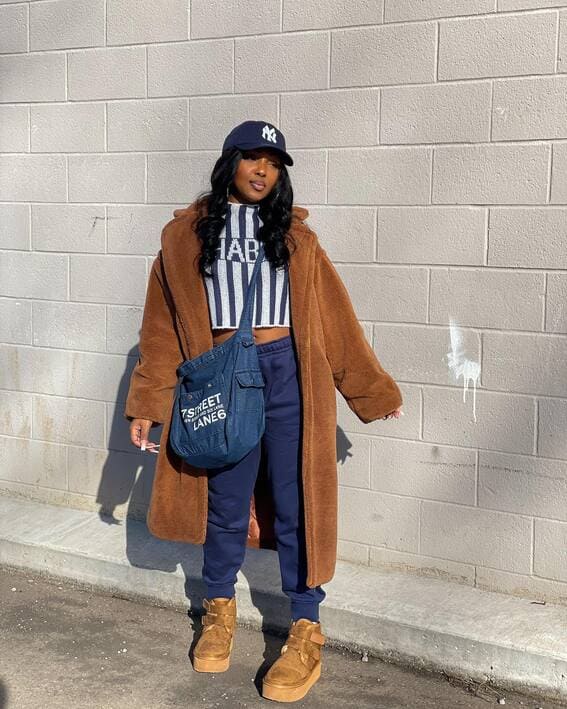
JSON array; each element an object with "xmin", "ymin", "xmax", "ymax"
[{"xmin": 250, "ymin": 181, "xmax": 265, "ymax": 191}]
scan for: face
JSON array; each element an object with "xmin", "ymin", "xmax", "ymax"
[{"xmin": 228, "ymin": 148, "xmax": 282, "ymax": 204}]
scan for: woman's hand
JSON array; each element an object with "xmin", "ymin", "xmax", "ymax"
[
  {"xmin": 130, "ymin": 418, "xmax": 160, "ymax": 453},
  {"xmin": 381, "ymin": 406, "xmax": 403, "ymax": 421}
]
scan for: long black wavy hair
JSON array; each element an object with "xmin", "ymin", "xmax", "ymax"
[{"xmin": 190, "ymin": 147, "xmax": 298, "ymax": 279}]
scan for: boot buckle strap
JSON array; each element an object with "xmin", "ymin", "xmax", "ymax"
[
  {"xmin": 286, "ymin": 633, "xmax": 325, "ymax": 653},
  {"xmin": 289, "ymin": 630, "xmax": 325, "ymax": 646}
]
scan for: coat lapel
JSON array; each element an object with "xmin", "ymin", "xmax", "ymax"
[{"xmin": 160, "ymin": 203, "xmax": 313, "ymax": 360}]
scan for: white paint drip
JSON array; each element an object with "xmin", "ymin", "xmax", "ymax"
[{"xmin": 447, "ymin": 319, "xmax": 481, "ymax": 423}]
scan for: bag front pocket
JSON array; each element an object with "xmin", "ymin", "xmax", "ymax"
[
  {"xmin": 177, "ymin": 373, "xmax": 228, "ymax": 450},
  {"xmin": 234, "ymin": 369, "xmax": 265, "ymax": 413}
]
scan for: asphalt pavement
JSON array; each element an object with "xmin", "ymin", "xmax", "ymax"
[{"xmin": 0, "ymin": 566, "xmax": 564, "ymax": 709}]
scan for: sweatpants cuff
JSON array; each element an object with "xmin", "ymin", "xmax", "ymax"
[
  {"xmin": 290, "ymin": 601, "xmax": 320, "ymax": 622},
  {"xmin": 205, "ymin": 585, "xmax": 235, "ymax": 600}
]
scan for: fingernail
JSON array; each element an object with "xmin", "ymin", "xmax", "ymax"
[{"xmin": 141, "ymin": 442, "xmax": 146, "ymax": 451}]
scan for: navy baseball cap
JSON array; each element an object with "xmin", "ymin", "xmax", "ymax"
[{"xmin": 222, "ymin": 120, "xmax": 293, "ymax": 166}]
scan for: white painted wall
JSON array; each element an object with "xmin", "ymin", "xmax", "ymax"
[{"xmin": 1, "ymin": 0, "xmax": 567, "ymax": 606}]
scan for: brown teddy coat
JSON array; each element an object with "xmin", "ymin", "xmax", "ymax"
[{"xmin": 124, "ymin": 200, "xmax": 403, "ymax": 588}]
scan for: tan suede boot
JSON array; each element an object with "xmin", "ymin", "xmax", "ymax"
[
  {"xmin": 192, "ymin": 596, "xmax": 237, "ymax": 673},
  {"xmin": 262, "ymin": 618, "xmax": 326, "ymax": 702}
]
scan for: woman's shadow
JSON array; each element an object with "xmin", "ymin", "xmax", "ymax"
[{"xmin": 96, "ymin": 342, "xmax": 351, "ymax": 692}]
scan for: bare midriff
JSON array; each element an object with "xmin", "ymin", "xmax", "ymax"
[{"xmin": 212, "ymin": 326, "xmax": 291, "ymax": 347}]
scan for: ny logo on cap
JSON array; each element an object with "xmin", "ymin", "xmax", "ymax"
[{"xmin": 262, "ymin": 125, "xmax": 277, "ymax": 143}]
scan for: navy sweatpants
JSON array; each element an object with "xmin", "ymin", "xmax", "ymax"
[{"xmin": 202, "ymin": 334, "xmax": 326, "ymax": 622}]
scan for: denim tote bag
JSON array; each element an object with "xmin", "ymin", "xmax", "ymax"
[{"xmin": 168, "ymin": 243, "xmax": 267, "ymax": 468}]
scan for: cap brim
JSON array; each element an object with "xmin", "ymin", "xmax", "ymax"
[{"xmin": 233, "ymin": 141, "xmax": 293, "ymax": 166}]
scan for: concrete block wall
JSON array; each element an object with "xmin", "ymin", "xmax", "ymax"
[{"xmin": 1, "ymin": 0, "xmax": 566, "ymax": 606}]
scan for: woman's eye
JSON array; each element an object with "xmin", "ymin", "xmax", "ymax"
[{"xmin": 244, "ymin": 155, "xmax": 279, "ymax": 168}]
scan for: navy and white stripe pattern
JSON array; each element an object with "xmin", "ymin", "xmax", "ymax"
[{"xmin": 204, "ymin": 201, "xmax": 290, "ymax": 329}]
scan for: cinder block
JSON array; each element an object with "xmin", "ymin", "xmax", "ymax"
[
  {"xmin": 0, "ymin": 155, "xmax": 66, "ymax": 202},
  {"xmin": 192, "ymin": 0, "xmax": 280, "ymax": 38},
  {"xmin": 336, "ymin": 539, "xmax": 370, "ymax": 565},
  {"xmin": 68, "ymin": 154, "xmax": 145, "ymax": 203},
  {"xmin": 538, "ymin": 397, "xmax": 567, "ymax": 459},
  {"xmin": 534, "ymin": 518, "xmax": 567, "ymax": 583},
  {"xmin": 32, "ymin": 301, "xmax": 106, "ymax": 351},
  {"xmin": 421, "ymin": 500, "xmax": 532, "ymax": 573},
  {"xmin": 107, "ymin": 205, "xmax": 174, "ymax": 255},
  {"xmin": 70, "ymin": 254, "xmax": 147, "ymax": 305},
  {"xmin": 385, "ymin": 0, "xmax": 494, "ymax": 22},
  {"xmin": 0, "ymin": 435, "xmax": 66, "ymax": 489},
  {"xmin": 0, "ymin": 105, "xmax": 28, "ymax": 152},
  {"xmin": 305, "ymin": 206, "xmax": 375, "ymax": 262},
  {"xmin": 148, "ymin": 39, "xmax": 232, "ymax": 97},
  {"xmin": 107, "ymin": 99, "xmax": 187, "ymax": 151},
  {"xmin": 433, "ymin": 144, "xmax": 549, "ymax": 204},
  {"xmin": 0, "ymin": 344, "xmax": 135, "ymax": 402},
  {"xmin": 0, "ymin": 3, "xmax": 27, "ymax": 54},
  {"xmin": 0, "ymin": 204, "xmax": 29, "ymax": 250},
  {"xmin": 371, "ymin": 438, "xmax": 476, "ymax": 505},
  {"xmin": 499, "ymin": 0, "xmax": 566, "ymax": 10},
  {"xmin": 337, "ymin": 433, "xmax": 371, "ymax": 490},
  {"xmin": 281, "ymin": 88, "xmax": 380, "ymax": 147},
  {"xmin": 479, "ymin": 450, "xmax": 567, "ymax": 521},
  {"xmin": 0, "ymin": 391, "xmax": 32, "ymax": 437},
  {"xmin": 68, "ymin": 444, "xmax": 147, "ymax": 499},
  {"xmin": 30, "ymin": 0, "xmax": 104, "ymax": 51},
  {"xmin": 438, "ymin": 12, "xmax": 556, "ymax": 80},
  {"xmin": 331, "ymin": 23, "xmax": 436, "ymax": 87},
  {"xmin": 107, "ymin": 0, "xmax": 187, "ymax": 45},
  {"xmin": 550, "ymin": 143, "xmax": 567, "ymax": 203},
  {"xmin": 31, "ymin": 103, "xmax": 105, "ymax": 152},
  {"xmin": 282, "ymin": 150, "xmax": 326, "ymax": 205},
  {"xmin": 0, "ymin": 298, "xmax": 31, "ymax": 344},
  {"xmin": 189, "ymin": 94, "xmax": 278, "ymax": 149},
  {"xmin": 328, "ymin": 146, "xmax": 431, "ymax": 204},
  {"xmin": 559, "ymin": 10, "xmax": 567, "ymax": 73},
  {"xmin": 377, "ymin": 207, "xmax": 486, "ymax": 265},
  {"xmin": 32, "ymin": 204, "xmax": 105, "ymax": 253},
  {"xmin": 545, "ymin": 274, "xmax": 567, "ymax": 333},
  {"xmin": 423, "ymin": 386, "xmax": 535, "ymax": 454},
  {"xmin": 430, "ymin": 268, "xmax": 544, "ymax": 330},
  {"xmin": 475, "ymin": 565, "xmax": 567, "ymax": 605},
  {"xmin": 483, "ymin": 331, "xmax": 567, "ymax": 397},
  {"xmin": 33, "ymin": 394, "xmax": 105, "ymax": 448},
  {"xmin": 106, "ymin": 305, "xmax": 143, "ymax": 356},
  {"xmin": 488, "ymin": 207, "xmax": 567, "ymax": 268},
  {"xmin": 373, "ymin": 323, "xmax": 480, "ymax": 386},
  {"xmin": 285, "ymin": 0, "xmax": 382, "ymax": 31},
  {"xmin": 68, "ymin": 46, "xmax": 146, "ymax": 100},
  {"xmin": 493, "ymin": 76, "xmax": 567, "ymax": 141},
  {"xmin": 0, "ymin": 251, "xmax": 67, "ymax": 299},
  {"xmin": 147, "ymin": 151, "xmax": 214, "ymax": 203},
  {"xmin": 381, "ymin": 82, "xmax": 491, "ymax": 144},
  {"xmin": 0, "ymin": 52, "xmax": 65, "ymax": 102},
  {"xmin": 338, "ymin": 486, "xmax": 420, "ymax": 553},
  {"xmin": 369, "ymin": 546, "xmax": 476, "ymax": 586},
  {"xmin": 334, "ymin": 264, "xmax": 427, "ymax": 322},
  {"xmin": 236, "ymin": 32, "xmax": 328, "ymax": 93}
]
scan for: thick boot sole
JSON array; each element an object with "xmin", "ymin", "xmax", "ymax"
[
  {"xmin": 192, "ymin": 635, "xmax": 234, "ymax": 673},
  {"xmin": 262, "ymin": 661, "xmax": 321, "ymax": 702}
]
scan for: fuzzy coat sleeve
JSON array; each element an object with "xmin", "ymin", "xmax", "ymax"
[
  {"xmin": 123, "ymin": 250, "xmax": 185, "ymax": 426},
  {"xmin": 313, "ymin": 243, "xmax": 403, "ymax": 423}
]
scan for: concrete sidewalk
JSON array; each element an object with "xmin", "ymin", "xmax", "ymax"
[{"xmin": 0, "ymin": 494, "xmax": 565, "ymax": 704}]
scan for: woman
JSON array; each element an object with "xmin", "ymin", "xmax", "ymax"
[{"xmin": 125, "ymin": 120, "xmax": 403, "ymax": 703}]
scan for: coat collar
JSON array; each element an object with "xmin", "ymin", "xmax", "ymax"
[{"xmin": 161, "ymin": 201, "xmax": 315, "ymax": 360}]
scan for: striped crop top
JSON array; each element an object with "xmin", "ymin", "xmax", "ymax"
[{"xmin": 203, "ymin": 201, "xmax": 290, "ymax": 330}]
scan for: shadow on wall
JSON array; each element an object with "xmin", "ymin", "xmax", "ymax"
[
  {"xmin": 0, "ymin": 679, "xmax": 8, "ymax": 709},
  {"xmin": 90, "ymin": 339, "xmax": 351, "ymax": 657}
]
